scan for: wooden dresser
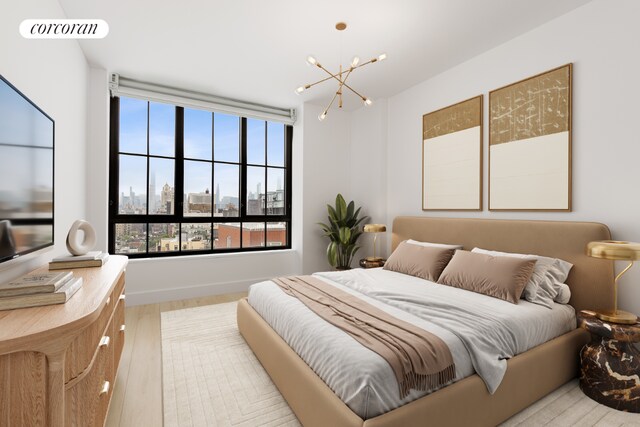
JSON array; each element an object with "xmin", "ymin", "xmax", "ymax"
[{"xmin": 0, "ymin": 255, "xmax": 128, "ymax": 426}]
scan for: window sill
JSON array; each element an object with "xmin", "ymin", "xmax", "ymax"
[{"xmin": 127, "ymin": 248, "xmax": 296, "ymax": 264}]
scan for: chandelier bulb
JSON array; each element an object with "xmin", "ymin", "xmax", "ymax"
[
  {"xmin": 295, "ymin": 86, "xmax": 305, "ymax": 95},
  {"xmin": 351, "ymin": 56, "xmax": 360, "ymax": 68},
  {"xmin": 364, "ymin": 98, "xmax": 373, "ymax": 106},
  {"xmin": 377, "ymin": 53, "xmax": 387, "ymax": 61},
  {"xmin": 307, "ymin": 56, "xmax": 318, "ymax": 66},
  {"xmin": 318, "ymin": 111, "xmax": 327, "ymax": 121}
]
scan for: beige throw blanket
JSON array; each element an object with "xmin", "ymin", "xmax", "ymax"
[{"xmin": 273, "ymin": 276, "xmax": 455, "ymax": 398}]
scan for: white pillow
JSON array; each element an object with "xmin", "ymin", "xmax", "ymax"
[
  {"xmin": 471, "ymin": 248, "xmax": 573, "ymax": 309},
  {"xmin": 554, "ymin": 283, "xmax": 571, "ymax": 304},
  {"xmin": 406, "ymin": 239, "xmax": 463, "ymax": 250}
]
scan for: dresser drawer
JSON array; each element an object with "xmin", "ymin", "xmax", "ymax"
[
  {"xmin": 112, "ymin": 294, "xmax": 125, "ymax": 371},
  {"xmin": 64, "ymin": 273, "xmax": 125, "ymax": 383},
  {"xmin": 65, "ymin": 324, "xmax": 113, "ymax": 427}
]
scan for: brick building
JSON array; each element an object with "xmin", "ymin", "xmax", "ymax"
[{"xmin": 215, "ymin": 223, "xmax": 286, "ymax": 249}]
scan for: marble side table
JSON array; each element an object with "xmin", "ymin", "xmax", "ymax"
[{"xmin": 578, "ymin": 310, "xmax": 640, "ymax": 413}]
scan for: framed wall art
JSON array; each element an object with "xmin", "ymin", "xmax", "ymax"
[
  {"xmin": 489, "ymin": 64, "xmax": 572, "ymax": 211},
  {"xmin": 422, "ymin": 95, "xmax": 482, "ymax": 210}
]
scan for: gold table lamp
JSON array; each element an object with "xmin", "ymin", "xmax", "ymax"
[
  {"xmin": 363, "ymin": 224, "xmax": 386, "ymax": 261},
  {"xmin": 586, "ymin": 240, "xmax": 640, "ymax": 324}
]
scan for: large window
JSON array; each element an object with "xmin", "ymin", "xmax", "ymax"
[{"xmin": 108, "ymin": 96, "xmax": 292, "ymax": 258}]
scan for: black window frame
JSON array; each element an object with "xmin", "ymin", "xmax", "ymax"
[{"xmin": 108, "ymin": 96, "xmax": 293, "ymax": 258}]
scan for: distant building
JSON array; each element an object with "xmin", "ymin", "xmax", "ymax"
[
  {"xmin": 216, "ymin": 222, "xmax": 286, "ymax": 249},
  {"xmin": 149, "ymin": 172, "xmax": 156, "ymax": 213},
  {"xmin": 218, "ymin": 196, "xmax": 239, "ymax": 212},
  {"xmin": 161, "ymin": 183, "xmax": 174, "ymax": 214},
  {"xmin": 187, "ymin": 188, "xmax": 211, "ymax": 214},
  {"xmin": 247, "ymin": 189, "xmax": 285, "ymax": 215},
  {"xmin": 158, "ymin": 237, "xmax": 179, "ymax": 252}
]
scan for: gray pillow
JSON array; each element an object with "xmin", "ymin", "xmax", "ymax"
[
  {"xmin": 471, "ymin": 248, "xmax": 573, "ymax": 309},
  {"xmin": 554, "ymin": 283, "xmax": 571, "ymax": 304},
  {"xmin": 384, "ymin": 241, "xmax": 455, "ymax": 282},
  {"xmin": 438, "ymin": 250, "xmax": 536, "ymax": 304}
]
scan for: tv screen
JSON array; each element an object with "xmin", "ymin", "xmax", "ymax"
[{"xmin": 0, "ymin": 75, "xmax": 54, "ymax": 264}]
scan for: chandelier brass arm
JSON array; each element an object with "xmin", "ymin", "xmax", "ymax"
[
  {"xmin": 300, "ymin": 56, "xmax": 382, "ymax": 92},
  {"xmin": 319, "ymin": 66, "xmax": 356, "ymax": 120},
  {"xmin": 313, "ymin": 62, "xmax": 368, "ymax": 104},
  {"xmin": 296, "ymin": 50, "xmax": 386, "ymax": 120}
]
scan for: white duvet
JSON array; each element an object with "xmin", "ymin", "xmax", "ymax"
[{"xmin": 247, "ymin": 268, "xmax": 576, "ymax": 419}]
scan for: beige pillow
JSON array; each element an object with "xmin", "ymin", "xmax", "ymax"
[
  {"xmin": 437, "ymin": 251, "xmax": 536, "ymax": 304},
  {"xmin": 383, "ymin": 241, "xmax": 455, "ymax": 282},
  {"xmin": 471, "ymin": 247, "xmax": 573, "ymax": 308}
]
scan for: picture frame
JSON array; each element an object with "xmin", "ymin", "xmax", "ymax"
[
  {"xmin": 422, "ymin": 95, "xmax": 483, "ymax": 211},
  {"xmin": 488, "ymin": 64, "xmax": 572, "ymax": 211}
]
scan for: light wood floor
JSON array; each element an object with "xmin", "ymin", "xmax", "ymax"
[
  {"xmin": 107, "ymin": 294, "xmax": 640, "ymax": 427},
  {"xmin": 105, "ymin": 292, "xmax": 248, "ymax": 427}
]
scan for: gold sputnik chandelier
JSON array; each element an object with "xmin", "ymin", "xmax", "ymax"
[{"xmin": 296, "ymin": 22, "xmax": 387, "ymax": 121}]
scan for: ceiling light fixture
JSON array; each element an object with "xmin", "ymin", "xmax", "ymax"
[{"xmin": 296, "ymin": 22, "xmax": 386, "ymax": 121}]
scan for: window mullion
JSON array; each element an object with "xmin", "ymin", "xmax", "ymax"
[
  {"xmin": 175, "ymin": 106, "xmax": 185, "ymax": 251},
  {"xmin": 145, "ymin": 101, "xmax": 150, "ymax": 253},
  {"xmin": 240, "ymin": 117, "xmax": 248, "ymax": 248},
  {"xmin": 108, "ymin": 97, "xmax": 120, "ymax": 254}
]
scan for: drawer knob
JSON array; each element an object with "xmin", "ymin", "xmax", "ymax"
[
  {"xmin": 99, "ymin": 336, "xmax": 110, "ymax": 348},
  {"xmin": 120, "ymin": 324, "xmax": 126, "ymax": 332},
  {"xmin": 100, "ymin": 381, "xmax": 110, "ymax": 396},
  {"xmin": 119, "ymin": 294, "xmax": 126, "ymax": 301},
  {"xmin": 106, "ymin": 296, "xmax": 111, "ymax": 306}
]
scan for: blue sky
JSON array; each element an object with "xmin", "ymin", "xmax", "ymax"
[{"xmin": 118, "ymin": 97, "xmax": 285, "ymax": 206}]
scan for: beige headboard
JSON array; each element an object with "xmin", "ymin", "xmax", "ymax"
[{"xmin": 392, "ymin": 217, "xmax": 614, "ymax": 313}]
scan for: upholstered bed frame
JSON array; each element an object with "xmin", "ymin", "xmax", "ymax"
[{"xmin": 237, "ymin": 217, "xmax": 615, "ymax": 426}]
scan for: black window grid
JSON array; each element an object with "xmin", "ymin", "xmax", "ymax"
[{"xmin": 108, "ymin": 97, "xmax": 293, "ymax": 258}]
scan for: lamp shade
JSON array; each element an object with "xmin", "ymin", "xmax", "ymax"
[
  {"xmin": 364, "ymin": 224, "xmax": 386, "ymax": 233},
  {"xmin": 587, "ymin": 240, "xmax": 640, "ymax": 261}
]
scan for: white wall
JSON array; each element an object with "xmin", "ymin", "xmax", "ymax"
[
  {"xmin": 301, "ymin": 103, "xmax": 354, "ymax": 274},
  {"xmin": 86, "ymin": 68, "xmax": 110, "ymax": 252},
  {"xmin": 350, "ymin": 100, "xmax": 389, "ymax": 259},
  {"xmin": 0, "ymin": 0, "xmax": 88, "ymax": 283},
  {"xmin": 350, "ymin": 0, "xmax": 640, "ymax": 316}
]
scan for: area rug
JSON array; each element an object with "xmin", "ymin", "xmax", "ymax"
[{"xmin": 161, "ymin": 302, "xmax": 300, "ymax": 427}]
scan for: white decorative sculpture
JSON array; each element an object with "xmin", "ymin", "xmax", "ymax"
[{"xmin": 66, "ymin": 220, "xmax": 97, "ymax": 256}]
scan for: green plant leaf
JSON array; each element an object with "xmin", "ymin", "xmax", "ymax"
[
  {"xmin": 350, "ymin": 230, "xmax": 363, "ymax": 244},
  {"xmin": 327, "ymin": 242, "xmax": 337, "ymax": 267},
  {"xmin": 346, "ymin": 201, "xmax": 355, "ymax": 221},
  {"xmin": 327, "ymin": 205, "xmax": 338, "ymax": 223},
  {"xmin": 338, "ymin": 226, "xmax": 351, "ymax": 245},
  {"xmin": 336, "ymin": 194, "xmax": 347, "ymax": 221}
]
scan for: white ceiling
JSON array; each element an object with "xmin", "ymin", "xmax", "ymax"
[{"xmin": 58, "ymin": 0, "xmax": 591, "ymax": 111}]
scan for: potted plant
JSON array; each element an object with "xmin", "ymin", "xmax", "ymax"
[{"xmin": 318, "ymin": 194, "xmax": 369, "ymax": 270}]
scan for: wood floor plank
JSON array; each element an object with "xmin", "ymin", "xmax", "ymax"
[
  {"xmin": 105, "ymin": 305, "xmax": 141, "ymax": 427},
  {"xmin": 117, "ymin": 303, "xmax": 163, "ymax": 427},
  {"xmin": 500, "ymin": 380, "xmax": 577, "ymax": 426},
  {"xmin": 574, "ymin": 403, "xmax": 615, "ymax": 427}
]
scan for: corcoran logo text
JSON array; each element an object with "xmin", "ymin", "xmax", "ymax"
[{"xmin": 20, "ymin": 19, "xmax": 109, "ymax": 39}]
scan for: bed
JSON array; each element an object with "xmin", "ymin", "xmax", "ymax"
[{"xmin": 237, "ymin": 217, "xmax": 615, "ymax": 426}]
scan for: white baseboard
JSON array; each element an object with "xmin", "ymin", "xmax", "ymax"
[{"xmin": 125, "ymin": 276, "xmax": 272, "ymax": 306}]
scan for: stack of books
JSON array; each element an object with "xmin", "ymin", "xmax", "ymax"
[
  {"xmin": 49, "ymin": 251, "xmax": 109, "ymax": 270},
  {"xmin": 0, "ymin": 271, "xmax": 83, "ymax": 311}
]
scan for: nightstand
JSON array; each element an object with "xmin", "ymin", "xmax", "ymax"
[
  {"xmin": 359, "ymin": 258, "xmax": 385, "ymax": 268},
  {"xmin": 578, "ymin": 310, "xmax": 640, "ymax": 413}
]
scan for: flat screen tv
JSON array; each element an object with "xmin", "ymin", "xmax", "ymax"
[{"xmin": 0, "ymin": 75, "xmax": 54, "ymax": 266}]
